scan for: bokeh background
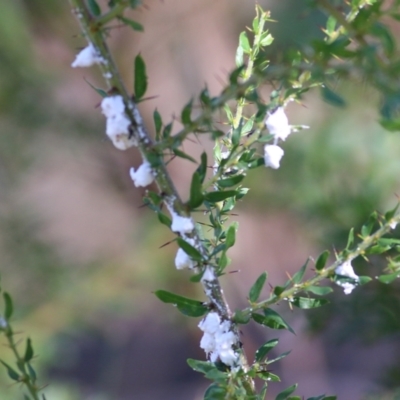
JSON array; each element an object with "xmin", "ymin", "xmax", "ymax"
[{"xmin": 1, "ymin": 0, "xmax": 400, "ymax": 399}]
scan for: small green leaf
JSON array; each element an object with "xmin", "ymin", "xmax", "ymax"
[
  {"xmin": 239, "ymin": 31, "xmax": 251, "ymax": 53},
  {"xmin": 255, "ymin": 338, "xmax": 278, "ymax": 362},
  {"xmin": 24, "ymin": 338, "xmax": 34, "ymax": 362},
  {"xmin": 326, "ymin": 16, "xmax": 336, "ymax": 34},
  {"xmin": 259, "ymin": 32, "xmax": 273, "ymax": 47},
  {"xmin": 27, "ymin": 363, "xmax": 37, "ymax": 383},
  {"xmin": 154, "ymin": 290, "xmax": 207, "ymax": 317},
  {"xmin": 187, "ymin": 359, "xmax": 215, "ymax": 375},
  {"xmin": 291, "ymin": 258, "xmax": 309, "ymax": 284},
  {"xmin": 196, "ymin": 152, "xmax": 208, "ymax": 184},
  {"xmin": 252, "ymin": 15, "xmax": 259, "ymax": 34},
  {"xmin": 153, "ymin": 109, "xmax": 163, "ymax": 139},
  {"xmin": 232, "ymin": 309, "xmax": 251, "ymax": 324},
  {"xmin": 315, "ymin": 250, "xmax": 330, "ymax": 271},
  {"xmin": 247, "ymin": 157, "xmax": 265, "ymax": 169},
  {"xmin": 83, "ymin": 77, "xmax": 107, "ymax": 97},
  {"xmin": 249, "ymin": 272, "xmax": 267, "ymax": 302},
  {"xmin": 118, "ymin": 16, "xmax": 144, "ymax": 32},
  {"xmin": 305, "ymin": 286, "xmax": 333, "ymax": 296},
  {"xmin": 0, "ymin": 360, "xmax": 19, "ymax": 381},
  {"xmin": 346, "ymin": 228, "xmax": 354, "ymax": 250},
  {"xmin": 176, "ymin": 238, "xmax": 203, "ymax": 262},
  {"xmin": 188, "ymin": 172, "xmax": 204, "ymax": 209},
  {"xmin": 88, "ymin": 0, "xmax": 101, "ymax": 16},
  {"xmin": 275, "ymin": 384, "xmax": 298, "ymax": 400},
  {"xmin": 291, "ymin": 297, "xmax": 329, "ymax": 309},
  {"xmin": 377, "ymin": 272, "xmax": 400, "ymax": 284},
  {"xmin": 134, "ymin": 54, "xmax": 148, "ymax": 100},
  {"xmin": 217, "ymin": 175, "xmax": 244, "ymax": 188},
  {"xmin": 204, "ymin": 383, "xmax": 227, "ymax": 400},
  {"xmin": 181, "ymin": 99, "xmax": 193, "ymax": 125},
  {"xmin": 252, "ymin": 309, "xmax": 295, "ymax": 334},
  {"xmin": 172, "ymin": 148, "xmax": 197, "ymax": 163},
  {"xmin": 358, "ymin": 276, "xmax": 372, "ymax": 285},
  {"xmin": 321, "ymin": 85, "xmax": 346, "ymax": 107},
  {"xmin": 235, "ymin": 44, "xmax": 244, "ymax": 67},
  {"xmin": 267, "ymin": 350, "xmax": 291, "ymax": 364},
  {"xmin": 205, "ymin": 190, "xmax": 237, "ymax": 203},
  {"xmin": 157, "ymin": 212, "xmax": 171, "ymax": 228},
  {"xmin": 225, "ymin": 223, "xmax": 237, "ymax": 249},
  {"xmin": 384, "ymin": 203, "xmax": 399, "ymax": 221},
  {"xmin": 3, "ymin": 292, "xmax": 13, "ymax": 320}
]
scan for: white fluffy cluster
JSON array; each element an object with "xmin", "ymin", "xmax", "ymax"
[
  {"xmin": 101, "ymin": 95, "xmax": 137, "ymax": 150},
  {"xmin": 390, "ymin": 221, "xmax": 398, "ymax": 230},
  {"xmin": 198, "ymin": 312, "xmax": 238, "ymax": 366},
  {"xmin": 0, "ymin": 316, "xmax": 7, "ymax": 329},
  {"xmin": 71, "ymin": 43, "xmax": 105, "ymax": 68},
  {"xmin": 264, "ymin": 107, "xmax": 292, "ymax": 170},
  {"xmin": 170, "ymin": 211, "xmax": 195, "ymax": 234},
  {"xmin": 130, "ymin": 161, "xmax": 154, "ymax": 187},
  {"xmin": 264, "ymin": 144, "xmax": 284, "ymax": 169},
  {"xmin": 335, "ymin": 260, "xmax": 359, "ymax": 295},
  {"xmin": 175, "ymin": 237, "xmax": 197, "ymax": 270}
]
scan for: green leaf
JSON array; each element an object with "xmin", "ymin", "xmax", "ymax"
[
  {"xmin": 181, "ymin": 99, "xmax": 193, "ymax": 125},
  {"xmin": 118, "ymin": 16, "xmax": 144, "ymax": 32},
  {"xmin": 217, "ymin": 175, "xmax": 244, "ymax": 188},
  {"xmin": 157, "ymin": 212, "xmax": 171, "ymax": 229},
  {"xmin": 204, "ymin": 383, "xmax": 227, "ymax": 400},
  {"xmin": 176, "ymin": 238, "xmax": 203, "ymax": 262},
  {"xmin": 154, "ymin": 290, "xmax": 207, "ymax": 317},
  {"xmin": 255, "ymin": 338, "xmax": 278, "ymax": 362},
  {"xmin": 163, "ymin": 122, "xmax": 173, "ymax": 139},
  {"xmin": 187, "ymin": 359, "xmax": 215, "ymax": 375},
  {"xmin": 188, "ymin": 172, "xmax": 204, "ymax": 209},
  {"xmin": 305, "ymin": 286, "xmax": 333, "ymax": 296},
  {"xmin": 291, "ymin": 297, "xmax": 329, "ymax": 309},
  {"xmin": 371, "ymin": 22, "xmax": 395, "ymax": 56},
  {"xmin": 27, "ymin": 362, "xmax": 37, "ymax": 382},
  {"xmin": 88, "ymin": 0, "xmax": 101, "ymax": 16},
  {"xmin": 205, "ymin": 190, "xmax": 237, "ymax": 203},
  {"xmin": 232, "ymin": 309, "xmax": 251, "ymax": 324},
  {"xmin": 291, "ymin": 258, "xmax": 309, "ymax": 284},
  {"xmin": 0, "ymin": 360, "xmax": 19, "ymax": 381},
  {"xmin": 321, "ymin": 85, "xmax": 346, "ymax": 107},
  {"xmin": 134, "ymin": 54, "xmax": 147, "ymax": 100},
  {"xmin": 235, "ymin": 44, "xmax": 244, "ymax": 67},
  {"xmin": 252, "ymin": 309, "xmax": 295, "ymax": 334},
  {"xmin": 252, "ymin": 15, "xmax": 259, "ymax": 34},
  {"xmin": 172, "ymin": 148, "xmax": 197, "ymax": 163},
  {"xmin": 196, "ymin": 152, "xmax": 208, "ymax": 184},
  {"xmin": 377, "ymin": 272, "xmax": 400, "ymax": 284},
  {"xmin": 259, "ymin": 32, "xmax": 273, "ymax": 47},
  {"xmin": 153, "ymin": 109, "xmax": 163, "ymax": 139},
  {"xmin": 247, "ymin": 157, "xmax": 265, "ymax": 169},
  {"xmin": 385, "ymin": 203, "xmax": 399, "ymax": 221},
  {"xmin": 239, "ymin": 31, "xmax": 251, "ymax": 53},
  {"xmin": 275, "ymin": 384, "xmax": 298, "ymax": 400},
  {"xmin": 3, "ymin": 292, "xmax": 13, "ymax": 320},
  {"xmin": 249, "ymin": 272, "xmax": 267, "ymax": 302},
  {"xmin": 128, "ymin": 0, "xmax": 141, "ymax": 8},
  {"xmin": 225, "ymin": 222, "xmax": 238, "ymax": 249},
  {"xmin": 306, "ymin": 396, "xmax": 325, "ymax": 400},
  {"xmin": 326, "ymin": 16, "xmax": 336, "ymax": 34},
  {"xmin": 83, "ymin": 77, "xmax": 107, "ymax": 97},
  {"xmin": 315, "ymin": 250, "xmax": 330, "ymax": 271},
  {"xmin": 358, "ymin": 276, "xmax": 372, "ymax": 285},
  {"xmin": 24, "ymin": 338, "xmax": 34, "ymax": 362}
]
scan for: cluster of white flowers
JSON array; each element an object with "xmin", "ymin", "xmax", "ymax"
[
  {"xmin": 71, "ymin": 43, "xmax": 106, "ymax": 68},
  {"xmin": 130, "ymin": 161, "xmax": 154, "ymax": 187},
  {"xmin": 101, "ymin": 95, "xmax": 137, "ymax": 150},
  {"xmin": 264, "ymin": 107, "xmax": 291, "ymax": 169},
  {"xmin": 198, "ymin": 312, "xmax": 238, "ymax": 366},
  {"xmin": 175, "ymin": 237, "xmax": 197, "ymax": 270},
  {"xmin": 335, "ymin": 260, "xmax": 359, "ymax": 295}
]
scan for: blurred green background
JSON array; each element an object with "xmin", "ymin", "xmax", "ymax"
[{"xmin": 1, "ymin": 1, "xmax": 400, "ymax": 399}]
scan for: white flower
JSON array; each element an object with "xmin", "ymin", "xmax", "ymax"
[
  {"xmin": 129, "ymin": 161, "xmax": 154, "ymax": 187},
  {"xmin": 265, "ymin": 107, "xmax": 291, "ymax": 141},
  {"xmin": 71, "ymin": 43, "xmax": 105, "ymax": 68},
  {"xmin": 264, "ymin": 145, "xmax": 284, "ymax": 169},
  {"xmin": 335, "ymin": 260, "xmax": 359, "ymax": 295},
  {"xmin": 170, "ymin": 212, "xmax": 195, "ymax": 234}
]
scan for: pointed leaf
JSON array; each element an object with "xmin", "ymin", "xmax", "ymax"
[
  {"xmin": 0, "ymin": 360, "xmax": 20, "ymax": 381},
  {"xmin": 188, "ymin": 172, "xmax": 204, "ymax": 209},
  {"xmin": 154, "ymin": 290, "xmax": 207, "ymax": 317},
  {"xmin": 181, "ymin": 99, "xmax": 193, "ymax": 125},
  {"xmin": 205, "ymin": 190, "xmax": 237, "ymax": 203},
  {"xmin": 346, "ymin": 228, "xmax": 354, "ymax": 250},
  {"xmin": 118, "ymin": 16, "xmax": 144, "ymax": 32},
  {"xmin": 377, "ymin": 272, "xmax": 400, "ymax": 284},
  {"xmin": 291, "ymin": 258, "xmax": 309, "ymax": 284},
  {"xmin": 305, "ymin": 286, "xmax": 333, "ymax": 296},
  {"xmin": 291, "ymin": 297, "xmax": 329, "ymax": 309},
  {"xmin": 321, "ymin": 85, "xmax": 346, "ymax": 107},
  {"xmin": 176, "ymin": 238, "xmax": 203, "ymax": 262},
  {"xmin": 3, "ymin": 292, "xmax": 13, "ymax": 320},
  {"xmin": 134, "ymin": 54, "xmax": 147, "ymax": 100},
  {"xmin": 172, "ymin": 148, "xmax": 197, "ymax": 163},
  {"xmin": 217, "ymin": 175, "xmax": 244, "ymax": 188},
  {"xmin": 267, "ymin": 350, "xmax": 291, "ymax": 364},
  {"xmin": 27, "ymin": 363, "xmax": 37, "ymax": 383},
  {"xmin": 275, "ymin": 384, "xmax": 298, "ymax": 400},
  {"xmin": 88, "ymin": 0, "xmax": 101, "ymax": 16},
  {"xmin": 315, "ymin": 250, "xmax": 330, "ymax": 271},
  {"xmin": 249, "ymin": 272, "xmax": 267, "ymax": 302},
  {"xmin": 255, "ymin": 338, "xmax": 278, "ymax": 362},
  {"xmin": 157, "ymin": 212, "xmax": 171, "ymax": 228},
  {"xmin": 153, "ymin": 109, "xmax": 163, "ymax": 139},
  {"xmin": 196, "ymin": 152, "xmax": 208, "ymax": 184},
  {"xmin": 252, "ymin": 309, "xmax": 295, "ymax": 334},
  {"xmin": 225, "ymin": 222, "xmax": 238, "ymax": 249},
  {"xmin": 204, "ymin": 383, "xmax": 227, "ymax": 400},
  {"xmin": 24, "ymin": 338, "xmax": 34, "ymax": 362}
]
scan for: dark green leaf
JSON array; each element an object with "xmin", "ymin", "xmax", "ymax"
[
  {"xmin": 157, "ymin": 212, "xmax": 171, "ymax": 228},
  {"xmin": 225, "ymin": 222, "xmax": 238, "ymax": 249},
  {"xmin": 247, "ymin": 157, "xmax": 265, "ymax": 169},
  {"xmin": 275, "ymin": 384, "xmax": 298, "ymax": 400},
  {"xmin": 27, "ymin": 363, "xmax": 37, "ymax": 383},
  {"xmin": 205, "ymin": 190, "xmax": 237, "ymax": 203},
  {"xmin": 249, "ymin": 272, "xmax": 267, "ymax": 302},
  {"xmin": 229, "ymin": 65, "xmax": 246, "ymax": 84},
  {"xmin": 217, "ymin": 175, "xmax": 244, "ymax": 188},
  {"xmin": 24, "ymin": 338, "xmax": 34, "ymax": 362},
  {"xmin": 196, "ymin": 152, "xmax": 207, "ymax": 184},
  {"xmin": 176, "ymin": 238, "xmax": 203, "ymax": 262},
  {"xmin": 173, "ymin": 148, "xmax": 197, "ymax": 163},
  {"xmin": 204, "ymin": 383, "xmax": 227, "ymax": 400},
  {"xmin": 306, "ymin": 396, "xmax": 325, "ymax": 400},
  {"xmin": 291, "ymin": 297, "xmax": 329, "ymax": 309},
  {"xmin": 3, "ymin": 292, "xmax": 13, "ymax": 320},
  {"xmin": 232, "ymin": 309, "xmax": 251, "ymax": 324},
  {"xmin": 83, "ymin": 77, "xmax": 107, "ymax": 97},
  {"xmin": 346, "ymin": 228, "xmax": 354, "ymax": 250},
  {"xmin": 88, "ymin": 0, "xmax": 101, "ymax": 16},
  {"xmin": 321, "ymin": 85, "xmax": 346, "ymax": 107},
  {"xmin": 187, "ymin": 359, "xmax": 215, "ymax": 375},
  {"xmin": 291, "ymin": 258, "xmax": 309, "ymax": 284},
  {"xmin": 118, "ymin": 16, "xmax": 144, "ymax": 32},
  {"xmin": 181, "ymin": 99, "xmax": 193, "ymax": 125},
  {"xmin": 377, "ymin": 272, "xmax": 400, "ymax": 284},
  {"xmin": 252, "ymin": 309, "xmax": 295, "ymax": 334},
  {"xmin": 315, "ymin": 250, "xmax": 330, "ymax": 271},
  {"xmin": 134, "ymin": 54, "xmax": 147, "ymax": 100},
  {"xmin": 154, "ymin": 290, "xmax": 207, "ymax": 317},
  {"xmin": 384, "ymin": 203, "xmax": 399, "ymax": 221},
  {"xmin": 358, "ymin": 276, "xmax": 372, "ymax": 285},
  {"xmin": 305, "ymin": 286, "xmax": 333, "ymax": 296},
  {"xmin": 255, "ymin": 338, "xmax": 278, "ymax": 362},
  {"xmin": 371, "ymin": 22, "xmax": 395, "ymax": 56},
  {"xmin": 267, "ymin": 350, "xmax": 291, "ymax": 365},
  {"xmin": 163, "ymin": 122, "xmax": 173, "ymax": 139},
  {"xmin": 188, "ymin": 172, "xmax": 204, "ymax": 209},
  {"xmin": 153, "ymin": 109, "xmax": 163, "ymax": 139},
  {"xmin": 0, "ymin": 360, "xmax": 19, "ymax": 381}
]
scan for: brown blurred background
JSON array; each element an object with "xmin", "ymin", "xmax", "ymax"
[{"xmin": 1, "ymin": 1, "xmax": 400, "ymax": 399}]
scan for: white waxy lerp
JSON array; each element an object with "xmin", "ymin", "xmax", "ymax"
[
  {"xmin": 335, "ymin": 260, "xmax": 359, "ymax": 295},
  {"xmin": 130, "ymin": 161, "xmax": 154, "ymax": 187},
  {"xmin": 264, "ymin": 145, "xmax": 284, "ymax": 169},
  {"xmin": 265, "ymin": 107, "xmax": 291, "ymax": 141},
  {"xmin": 71, "ymin": 43, "xmax": 105, "ymax": 68}
]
